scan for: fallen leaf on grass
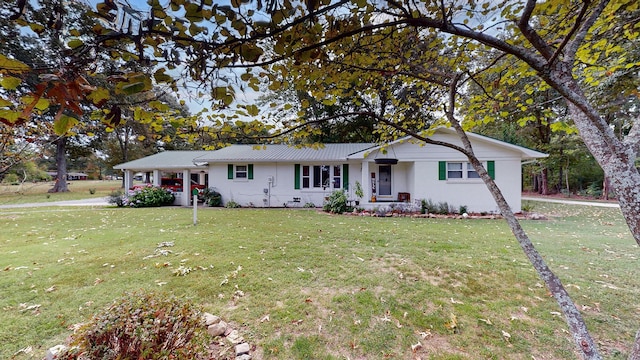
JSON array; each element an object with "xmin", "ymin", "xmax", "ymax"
[
  {"xmin": 479, "ymin": 318, "xmax": 492, "ymax": 325},
  {"xmin": 450, "ymin": 298, "xmax": 464, "ymax": 304},
  {"xmin": 260, "ymin": 314, "xmax": 270, "ymax": 323},
  {"xmin": 13, "ymin": 346, "xmax": 33, "ymax": 356},
  {"xmin": 411, "ymin": 342, "xmax": 422, "ymax": 352},
  {"xmin": 502, "ymin": 330, "xmax": 511, "ymax": 341},
  {"xmin": 45, "ymin": 285, "xmax": 56, "ymax": 293},
  {"xmin": 94, "ymin": 278, "xmax": 103, "ymax": 285}
]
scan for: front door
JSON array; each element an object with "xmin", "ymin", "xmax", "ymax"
[{"xmin": 379, "ymin": 165, "xmax": 392, "ymax": 196}]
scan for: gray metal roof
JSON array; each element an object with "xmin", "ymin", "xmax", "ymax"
[
  {"xmin": 113, "ymin": 151, "xmax": 213, "ymax": 171},
  {"xmin": 194, "ymin": 144, "xmax": 376, "ymax": 163}
]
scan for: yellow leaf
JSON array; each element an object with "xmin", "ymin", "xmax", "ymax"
[
  {"xmin": 0, "ymin": 55, "xmax": 30, "ymax": 73},
  {"xmin": 0, "ymin": 76, "xmax": 22, "ymax": 90},
  {"xmin": 138, "ymin": 135, "xmax": 146, "ymax": 141}
]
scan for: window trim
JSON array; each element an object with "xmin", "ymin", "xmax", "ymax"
[
  {"xmin": 228, "ymin": 164, "xmax": 254, "ymax": 181},
  {"xmin": 439, "ymin": 161, "xmax": 494, "ymax": 181},
  {"xmin": 295, "ymin": 163, "xmax": 347, "ymax": 190}
]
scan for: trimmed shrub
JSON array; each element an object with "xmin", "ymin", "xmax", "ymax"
[
  {"xmin": 225, "ymin": 200, "xmax": 241, "ymax": 208},
  {"xmin": 57, "ymin": 291, "xmax": 211, "ymax": 360},
  {"xmin": 123, "ymin": 186, "xmax": 175, "ymax": 207},
  {"xmin": 107, "ymin": 190, "xmax": 125, "ymax": 207},
  {"xmin": 323, "ymin": 190, "xmax": 347, "ymax": 214},
  {"xmin": 201, "ymin": 188, "xmax": 222, "ymax": 207}
]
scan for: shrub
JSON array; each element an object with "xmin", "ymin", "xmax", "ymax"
[
  {"xmin": 225, "ymin": 200, "xmax": 241, "ymax": 208},
  {"xmin": 458, "ymin": 205, "xmax": 468, "ymax": 215},
  {"xmin": 57, "ymin": 291, "xmax": 211, "ymax": 360},
  {"xmin": 89, "ymin": 188, "xmax": 96, "ymax": 195},
  {"xmin": 436, "ymin": 201, "xmax": 451, "ymax": 214},
  {"xmin": 323, "ymin": 190, "xmax": 347, "ymax": 214},
  {"xmin": 123, "ymin": 186, "xmax": 175, "ymax": 207},
  {"xmin": 2, "ymin": 173, "xmax": 19, "ymax": 184},
  {"xmin": 201, "ymin": 188, "xmax": 222, "ymax": 207},
  {"xmin": 521, "ymin": 201, "xmax": 535, "ymax": 213},
  {"xmin": 303, "ymin": 202, "xmax": 316, "ymax": 208},
  {"xmin": 107, "ymin": 190, "xmax": 125, "ymax": 207}
]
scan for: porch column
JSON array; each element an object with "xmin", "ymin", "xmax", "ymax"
[
  {"xmin": 152, "ymin": 170, "xmax": 161, "ymax": 187},
  {"xmin": 124, "ymin": 170, "xmax": 134, "ymax": 190},
  {"xmin": 362, "ymin": 161, "xmax": 370, "ymax": 203},
  {"xmin": 182, "ymin": 169, "xmax": 191, "ymax": 206},
  {"xmin": 198, "ymin": 171, "xmax": 206, "ymax": 186}
]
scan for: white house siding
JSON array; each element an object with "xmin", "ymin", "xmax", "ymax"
[
  {"xmin": 361, "ymin": 137, "xmax": 527, "ymax": 213},
  {"xmin": 207, "ymin": 162, "xmax": 365, "ymax": 207}
]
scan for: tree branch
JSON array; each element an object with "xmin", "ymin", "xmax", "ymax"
[
  {"xmin": 564, "ymin": 0, "xmax": 610, "ymax": 64},
  {"xmin": 517, "ymin": 0, "xmax": 555, "ymax": 59},
  {"xmin": 548, "ymin": 0, "xmax": 591, "ymax": 65}
]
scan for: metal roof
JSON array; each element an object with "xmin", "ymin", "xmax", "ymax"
[
  {"xmin": 113, "ymin": 151, "xmax": 213, "ymax": 171},
  {"xmin": 194, "ymin": 144, "xmax": 376, "ymax": 163},
  {"xmin": 347, "ymin": 128, "xmax": 548, "ymax": 160}
]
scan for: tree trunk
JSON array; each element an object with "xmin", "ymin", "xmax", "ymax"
[
  {"xmin": 602, "ymin": 177, "xmax": 610, "ymax": 201},
  {"xmin": 567, "ymin": 104, "xmax": 640, "ymax": 246},
  {"xmin": 450, "ymin": 123, "xmax": 602, "ymax": 360},
  {"xmin": 540, "ymin": 167, "xmax": 549, "ymax": 195},
  {"xmin": 48, "ymin": 136, "xmax": 69, "ymax": 193}
]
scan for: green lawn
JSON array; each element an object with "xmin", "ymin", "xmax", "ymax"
[
  {"xmin": 0, "ymin": 180, "xmax": 122, "ymax": 205},
  {"xmin": 0, "ymin": 202, "xmax": 637, "ymax": 359}
]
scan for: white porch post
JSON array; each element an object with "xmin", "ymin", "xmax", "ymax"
[
  {"xmin": 124, "ymin": 170, "xmax": 134, "ymax": 190},
  {"xmin": 198, "ymin": 171, "xmax": 206, "ymax": 186},
  {"xmin": 182, "ymin": 169, "xmax": 191, "ymax": 206},
  {"xmin": 152, "ymin": 170, "xmax": 161, "ymax": 187},
  {"xmin": 362, "ymin": 161, "xmax": 370, "ymax": 204}
]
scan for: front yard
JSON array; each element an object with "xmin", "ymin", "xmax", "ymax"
[{"xmin": 0, "ymin": 203, "xmax": 637, "ymax": 359}]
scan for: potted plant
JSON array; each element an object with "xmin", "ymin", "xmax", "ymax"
[{"xmin": 354, "ymin": 181, "xmax": 364, "ymax": 205}]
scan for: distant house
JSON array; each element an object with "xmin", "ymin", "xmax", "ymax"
[
  {"xmin": 47, "ymin": 172, "xmax": 89, "ymax": 181},
  {"xmin": 114, "ymin": 128, "xmax": 547, "ymax": 211}
]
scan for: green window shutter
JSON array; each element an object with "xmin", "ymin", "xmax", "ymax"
[
  {"xmin": 227, "ymin": 164, "xmax": 234, "ymax": 179},
  {"xmin": 294, "ymin": 164, "xmax": 300, "ymax": 189},
  {"xmin": 438, "ymin": 161, "xmax": 447, "ymax": 180},
  {"xmin": 343, "ymin": 164, "xmax": 349, "ymax": 190},
  {"xmin": 487, "ymin": 161, "xmax": 495, "ymax": 180},
  {"xmin": 248, "ymin": 164, "xmax": 254, "ymax": 180}
]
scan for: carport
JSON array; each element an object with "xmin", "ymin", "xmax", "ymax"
[{"xmin": 113, "ymin": 151, "xmax": 211, "ymax": 206}]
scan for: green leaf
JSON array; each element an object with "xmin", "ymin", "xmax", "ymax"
[
  {"xmin": 120, "ymin": 82, "xmax": 146, "ymax": 95},
  {"xmin": 87, "ymin": 87, "xmax": 110, "ymax": 106},
  {"xmin": 246, "ymin": 104, "xmax": 259, "ymax": 116},
  {"xmin": 0, "ymin": 76, "xmax": 22, "ymax": 90},
  {"xmin": 54, "ymin": 114, "xmax": 79, "ymax": 135},
  {"xmin": 67, "ymin": 39, "xmax": 84, "ymax": 49}
]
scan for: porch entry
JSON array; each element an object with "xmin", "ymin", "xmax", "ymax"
[{"xmin": 378, "ymin": 165, "xmax": 392, "ymax": 197}]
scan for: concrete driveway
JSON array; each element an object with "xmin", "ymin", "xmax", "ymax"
[
  {"xmin": 0, "ymin": 197, "xmax": 110, "ymax": 209},
  {"xmin": 522, "ymin": 196, "xmax": 620, "ymax": 208}
]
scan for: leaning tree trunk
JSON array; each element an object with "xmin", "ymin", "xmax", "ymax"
[
  {"xmin": 449, "ymin": 122, "xmax": 603, "ymax": 360},
  {"xmin": 48, "ymin": 136, "xmax": 69, "ymax": 193}
]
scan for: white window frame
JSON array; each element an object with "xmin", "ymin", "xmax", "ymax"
[
  {"xmin": 447, "ymin": 162, "xmax": 483, "ymax": 180},
  {"xmin": 235, "ymin": 164, "xmax": 248, "ymax": 179},
  {"xmin": 301, "ymin": 164, "xmax": 342, "ymax": 190}
]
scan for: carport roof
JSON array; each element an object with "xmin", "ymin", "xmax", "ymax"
[{"xmin": 113, "ymin": 151, "xmax": 212, "ymax": 171}]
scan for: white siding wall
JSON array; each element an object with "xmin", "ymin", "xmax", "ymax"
[
  {"xmin": 410, "ymin": 158, "xmax": 522, "ymax": 213},
  {"xmin": 208, "ymin": 162, "xmax": 363, "ymax": 207}
]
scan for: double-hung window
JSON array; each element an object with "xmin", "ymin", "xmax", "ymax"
[
  {"xmin": 439, "ymin": 161, "xmax": 494, "ymax": 180},
  {"xmin": 228, "ymin": 164, "xmax": 254, "ymax": 180}
]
